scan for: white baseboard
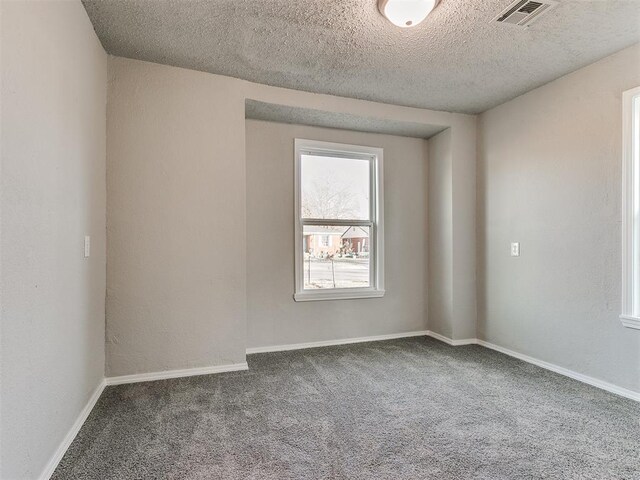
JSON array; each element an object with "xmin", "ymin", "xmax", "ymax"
[
  {"xmin": 39, "ymin": 379, "xmax": 106, "ymax": 480},
  {"xmin": 476, "ymin": 340, "xmax": 640, "ymax": 402},
  {"xmin": 246, "ymin": 330, "xmax": 429, "ymax": 354},
  {"xmin": 105, "ymin": 362, "xmax": 249, "ymax": 386},
  {"xmin": 426, "ymin": 330, "xmax": 477, "ymax": 346}
]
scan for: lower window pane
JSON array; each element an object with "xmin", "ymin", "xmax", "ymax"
[{"xmin": 302, "ymin": 225, "xmax": 371, "ymax": 289}]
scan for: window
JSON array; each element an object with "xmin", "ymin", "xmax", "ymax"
[
  {"xmin": 622, "ymin": 86, "xmax": 640, "ymax": 329},
  {"xmin": 294, "ymin": 139, "xmax": 384, "ymax": 301}
]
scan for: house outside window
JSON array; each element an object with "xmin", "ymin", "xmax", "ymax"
[
  {"xmin": 294, "ymin": 139, "xmax": 384, "ymax": 301},
  {"xmin": 621, "ymin": 86, "xmax": 640, "ymax": 330}
]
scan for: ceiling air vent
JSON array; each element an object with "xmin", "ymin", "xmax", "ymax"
[{"xmin": 494, "ymin": 0, "xmax": 558, "ymax": 27}]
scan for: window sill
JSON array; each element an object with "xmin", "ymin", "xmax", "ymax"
[
  {"xmin": 620, "ymin": 315, "xmax": 640, "ymax": 330},
  {"xmin": 294, "ymin": 289, "xmax": 385, "ymax": 302}
]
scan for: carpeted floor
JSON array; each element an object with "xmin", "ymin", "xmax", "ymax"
[{"xmin": 53, "ymin": 337, "xmax": 639, "ymax": 479}]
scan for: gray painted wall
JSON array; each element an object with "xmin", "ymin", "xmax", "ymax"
[
  {"xmin": 106, "ymin": 57, "xmax": 248, "ymax": 376},
  {"xmin": 478, "ymin": 43, "xmax": 640, "ymax": 392},
  {"xmin": 451, "ymin": 119, "xmax": 478, "ymax": 340},
  {"xmin": 0, "ymin": 1, "xmax": 107, "ymax": 477},
  {"xmin": 427, "ymin": 122, "xmax": 478, "ymax": 342},
  {"xmin": 428, "ymin": 129, "xmax": 454, "ymax": 339},
  {"xmin": 246, "ymin": 120, "xmax": 428, "ymax": 348},
  {"xmin": 106, "ymin": 57, "xmax": 474, "ymax": 377}
]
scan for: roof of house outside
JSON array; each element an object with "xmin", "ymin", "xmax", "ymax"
[{"xmin": 341, "ymin": 226, "xmax": 369, "ymax": 239}]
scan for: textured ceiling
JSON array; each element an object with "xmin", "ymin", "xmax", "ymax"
[
  {"xmin": 83, "ymin": 0, "xmax": 640, "ymax": 114},
  {"xmin": 246, "ymin": 100, "xmax": 447, "ymax": 138}
]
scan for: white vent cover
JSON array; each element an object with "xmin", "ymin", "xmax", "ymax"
[{"xmin": 494, "ymin": 0, "xmax": 558, "ymax": 27}]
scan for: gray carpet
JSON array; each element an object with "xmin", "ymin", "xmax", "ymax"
[{"xmin": 53, "ymin": 337, "xmax": 640, "ymax": 479}]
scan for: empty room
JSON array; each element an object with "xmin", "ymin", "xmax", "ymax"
[{"xmin": 2, "ymin": 0, "xmax": 640, "ymax": 478}]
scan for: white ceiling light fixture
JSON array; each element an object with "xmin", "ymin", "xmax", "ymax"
[{"xmin": 378, "ymin": 0, "xmax": 439, "ymax": 28}]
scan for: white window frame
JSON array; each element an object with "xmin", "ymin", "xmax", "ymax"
[
  {"xmin": 294, "ymin": 139, "xmax": 385, "ymax": 302},
  {"xmin": 621, "ymin": 86, "xmax": 640, "ymax": 329}
]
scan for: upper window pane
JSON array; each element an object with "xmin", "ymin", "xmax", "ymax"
[{"xmin": 301, "ymin": 154, "xmax": 370, "ymax": 220}]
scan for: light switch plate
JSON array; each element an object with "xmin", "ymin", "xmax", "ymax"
[
  {"xmin": 510, "ymin": 242, "xmax": 520, "ymax": 257},
  {"xmin": 84, "ymin": 235, "xmax": 91, "ymax": 258}
]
